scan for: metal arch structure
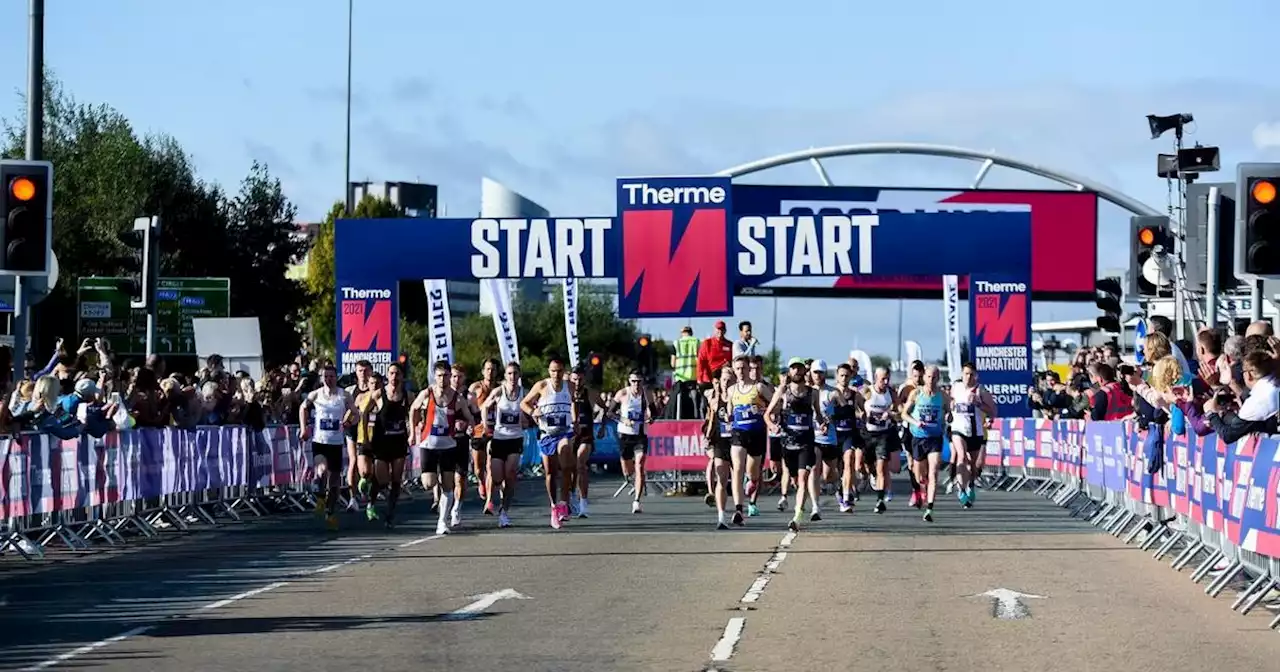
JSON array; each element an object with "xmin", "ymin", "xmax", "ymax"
[{"xmin": 714, "ymin": 142, "xmax": 1163, "ymax": 218}]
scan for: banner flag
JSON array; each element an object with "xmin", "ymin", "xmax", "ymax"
[
  {"xmin": 423, "ymin": 279, "xmax": 455, "ymax": 365},
  {"xmin": 562, "ymin": 278, "xmax": 581, "ymax": 368},
  {"xmin": 483, "ymin": 279, "xmax": 521, "ymax": 365},
  {"xmin": 942, "ymin": 274, "xmax": 962, "ymax": 382},
  {"xmin": 904, "ymin": 341, "xmax": 924, "ymax": 368}
]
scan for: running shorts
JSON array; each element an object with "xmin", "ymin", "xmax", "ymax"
[
  {"xmin": 537, "ymin": 432, "xmax": 571, "ymax": 457},
  {"xmin": 816, "ymin": 441, "xmax": 842, "ymax": 463},
  {"xmin": 952, "ymin": 433, "xmax": 984, "ymax": 453},
  {"xmin": 712, "ymin": 435, "xmax": 733, "ymax": 462},
  {"xmin": 367, "ymin": 435, "xmax": 408, "ymax": 463},
  {"xmin": 731, "ymin": 428, "xmax": 768, "ymax": 458},
  {"xmin": 421, "ymin": 447, "xmax": 458, "ymax": 474},
  {"xmin": 618, "ymin": 433, "xmax": 648, "ymax": 459},
  {"xmin": 861, "ymin": 430, "xmax": 899, "ymax": 460},
  {"xmin": 489, "ymin": 437, "xmax": 524, "ymax": 461},
  {"xmin": 312, "ymin": 442, "xmax": 343, "ymax": 471},
  {"xmin": 470, "ymin": 436, "xmax": 491, "ymax": 453},
  {"xmin": 910, "ymin": 435, "xmax": 944, "ymax": 462},
  {"xmin": 782, "ymin": 444, "xmax": 818, "ymax": 473},
  {"xmin": 573, "ymin": 425, "xmax": 595, "ymax": 447},
  {"xmin": 836, "ymin": 430, "xmax": 859, "ymax": 453},
  {"xmin": 769, "ymin": 434, "xmax": 787, "ymax": 463}
]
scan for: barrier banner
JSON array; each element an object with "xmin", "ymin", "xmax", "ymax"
[
  {"xmin": 968, "ymin": 274, "xmax": 1033, "ymax": 419},
  {"xmin": 424, "ymin": 279, "xmax": 455, "ymax": 365},
  {"xmin": 562, "ymin": 278, "xmax": 581, "ymax": 368},
  {"xmin": 645, "ymin": 420, "xmax": 706, "ymax": 471},
  {"xmin": 483, "ymin": 279, "xmax": 520, "ymax": 365}
]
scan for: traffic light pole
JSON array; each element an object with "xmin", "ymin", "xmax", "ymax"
[{"xmin": 12, "ymin": 0, "xmax": 43, "ymax": 385}]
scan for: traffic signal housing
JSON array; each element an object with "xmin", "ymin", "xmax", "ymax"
[
  {"xmin": 587, "ymin": 352, "xmax": 604, "ymax": 387},
  {"xmin": 0, "ymin": 160, "xmax": 53, "ymax": 275},
  {"xmin": 1095, "ymin": 276, "xmax": 1123, "ymax": 333},
  {"xmin": 121, "ymin": 216, "xmax": 160, "ymax": 309},
  {"xmin": 1130, "ymin": 215, "xmax": 1174, "ymax": 297},
  {"xmin": 1236, "ymin": 163, "xmax": 1280, "ymax": 277},
  {"xmin": 635, "ymin": 334, "xmax": 654, "ymax": 377}
]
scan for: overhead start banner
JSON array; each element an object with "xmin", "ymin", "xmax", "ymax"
[
  {"xmin": 968, "ymin": 274, "xmax": 1033, "ymax": 419},
  {"xmin": 334, "ymin": 177, "xmax": 1059, "ymax": 369}
]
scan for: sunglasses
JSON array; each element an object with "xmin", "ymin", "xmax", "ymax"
[{"xmin": 629, "ymin": 379, "xmax": 642, "ymax": 384}]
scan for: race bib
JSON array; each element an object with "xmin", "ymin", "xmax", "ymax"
[
  {"xmin": 429, "ymin": 423, "xmax": 450, "ymax": 437},
  {"xmin": 919, "ymin": 407, "xmax": 940, "ymax": 426},
  {"xmin": 318, "ymin": 418, "xmax": 341, "ymax": 431},
  {"xmin": 786, "ymin": 413, "xmax": 811, "ymax": 429},
  {"xmin": 733, "ymin": 406, "xmax": 759, "ymax": 422},
  {"xmin": 835, "ymin": 417, "xmax": 854, "ymax": 431},
  {"xmin": 954, "ymin": 402, "xmax": 973, "ymax": 414},
  {"xmin": 626, "ymin": 409, "xmax": 643, "ymax": 423},
  {"xmin": 545, "ymin": 414, "xmax": 567, "ymax": 428},
  {"xmin": 500, "ymin": 410, "xmax": 521, "ymax": 425}
]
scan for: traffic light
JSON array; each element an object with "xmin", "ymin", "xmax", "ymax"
[
  {"xmin": 587, "ymin": 351, "xmax": 604, "ymax": 387},
  {"xmin": 121, "ymin": 216, "xmax": 160, "ymax": 309},
  {"xmin": 1236, "ymin": 163, "xmax": 1280, "ymax": 277},
  {"xmin": 1095, "ymin": 276, "xmax": 1123, "ymax": 333},
  {"xmin": 0, "ymin": 160, "xmax": 53, "ymax": 275},
  {"xmin": 1130, "ymin": 215, "xmax": 1174, "ymax": 297},
  {"xmin": 635, "ymin": 334, "xmax": 654, "ymax": 377}
]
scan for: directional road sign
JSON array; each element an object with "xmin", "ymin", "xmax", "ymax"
[{"xmin": 77, "ymin": 277, "xmax": 230, "ymax": 355}]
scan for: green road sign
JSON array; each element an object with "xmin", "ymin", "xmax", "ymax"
[{"xmin": 77, "ymin": 277, "xmax": 231, "ymax": 356}]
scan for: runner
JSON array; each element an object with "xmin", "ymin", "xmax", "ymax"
[
  {"xmin": 355, "ymin": 364, "xmax": 412, "ymax": 528},
  {"xmin": 521, "ymin": 358, "xmax": 576, "ymax": 528},
  {"xmin": 765, "ymin": 357, "xmax": 827, "ymax": 531},
  {"xmin": 449, "ymin": 363, "xmax": 471, "ymax": 528},
  {"xmin": 860, "ymin": 366, "xmax": 899, "ymax": 513},
  {"xmin": 605, "ymin": 370, "xmax": 655, "ymax": 514},
  {"xmin": 898, "ymin": 360, "xmax": 926, "ymax": 505},
  {"xmin": 468, "ymin": 358, "xmax": 501, "ymax": 512},
  {"xmin": 299, "ymin": 364, "xmax": 356, "ymax": 530},
  {"xmin": 479, "ymin": 361, "xmax": 526, "ymax": 528},
  {"xmin": 704, "ymin": 365, "xmax": 743, "ymax": 528},
  {"xmin": 343, "ymin": 360, "xmax": 373, "ymax": 512},
  {"xmin": 730, "ymin": 355, "xmax": 771, "ymax": 517},
  {"xmin": 569, "ymin": 365, "xmax": 606, "ymax": 518},
  {"xmin": 950, "ymin": 362, "xmax": 997, "ymax": 508},
  {"xmin": 832, "ymin": 362, "xmax": 864, "ymax": 513},
  {"xmin": 902, "ymin": 364, "xmax": 950, "ymax": 522},
  {"xmin": 809, "ymin": 360, "xmax": 845, "ymax": 513},
  {"xmin": 410, "ymin": 360, "xmax": 474, "ymax": 535}
]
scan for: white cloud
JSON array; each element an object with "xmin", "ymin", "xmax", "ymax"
[{"xmin": 1253, "ymin": 121, "xmax": 1280, "ymax": 150}]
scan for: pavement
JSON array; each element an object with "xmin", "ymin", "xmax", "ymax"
[{"xmin": 2, "ymin": 476, "xmax": 1279, "ymax": 672}]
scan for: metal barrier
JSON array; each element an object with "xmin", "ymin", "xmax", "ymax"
[{"xmin": 984, "ymin": 417, "xmax": 1280, "ymax": 631}]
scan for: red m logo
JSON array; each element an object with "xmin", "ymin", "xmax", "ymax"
[
  {"xmin": 620, "ymin": 209, "xmax": 729, "ymax": 316},
  {"xmin": 341, "ymin": 299, "xmax": 392, "ymax": 350},
  {"xmin": 973, "ymin": 293, "xmax": 1027, "ymax": 345}
]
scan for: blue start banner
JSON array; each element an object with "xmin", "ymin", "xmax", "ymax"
[
  {"xmin": 333, "ymin": 177, "xmax": 1044, "ymax": 373},
  {"xmin": 968, "ymin": 274, "xmax": 1034, "ymax": 418}
]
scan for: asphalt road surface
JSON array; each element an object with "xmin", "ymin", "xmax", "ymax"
[{"xmin": 3, "ymin": 478, "xmax": 1279, "ymax": 672}]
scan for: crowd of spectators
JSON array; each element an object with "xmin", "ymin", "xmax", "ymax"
[
  {"xmin": 0, "ymin": 336, "xmax": 333, "ymax": 438},
  {"xmin": 1029, "ymin": 316, "xmax": 1280, "ymax": 440}
]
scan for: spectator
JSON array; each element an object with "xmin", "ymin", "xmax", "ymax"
[
  {"xmin": 1087, "ymin": 362, "xmax": 1131, "ymax": 421},
  {"xmin": 668, "ymin": 326, "xmax": 701, "ymax": 419},
  {"xmin": 13, "ymin": 375, "xmax": 82, "ymax": 439},
  {"xmin": 732, "ymin": 321, "xmax": 760, "ymax": 358},
  {"xmin": 7, "ymin": 379, "xmax": 33, "ymax": 416},
  {"xmin": 1198, "ymin": 350, "xmax": 1280, "ymax": 443},
  {"xmin": 696, "ymin": 320, "xmax": 733, "ymax": 386},
  {"xmin": 1246, "ymin": 320, "xmax": 1274, "ymax": 337}
]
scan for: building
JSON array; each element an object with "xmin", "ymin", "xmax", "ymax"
[{"xmin": 477, "ymin": 178, "xmax": 553, "ymax": 314}]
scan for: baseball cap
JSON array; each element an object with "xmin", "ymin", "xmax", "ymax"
[
  {"xmin": 714, "ymin": 320, "xmax": 727, "ymax": 330},
  {"xmin": 787, "ymin": 357, "xmax": 805, "ymax": 368},
  {"xmin": 809, "ymin": 359, "xmax": 828, "ymax": 372},
  {"xmin": 75, "ymin": 379, "xmax": 100, "ymax": 398}
]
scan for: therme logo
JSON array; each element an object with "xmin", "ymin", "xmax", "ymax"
[
  {"xmin": 339, "ymin": 287, "xmax": 394, "ymax": 372},
  {"xmin": 972, "ymin": 282, "xmax": 1028, "ymax": 346}
]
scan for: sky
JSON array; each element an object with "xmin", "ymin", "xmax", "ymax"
[{"xmin": 2, "ymin": 0, "xmax": 1279, "ymax": 366}]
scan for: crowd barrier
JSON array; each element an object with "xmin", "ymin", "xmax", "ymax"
[{"xmin": 982, "ymin": 417, "xmax": 1280, "ymax": 631}]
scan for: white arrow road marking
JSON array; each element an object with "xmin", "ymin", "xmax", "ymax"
[
  {"xmin": 968, "ymin": 588, "xmax": 1046, "ymax": 620},
  {"xmin": 444, "ymin": 589, "xmax": 531, "ymax": 621}
]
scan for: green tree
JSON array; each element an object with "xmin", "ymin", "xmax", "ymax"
[
  {"xmin": 3, "ymin": 73, "xmax": 305, "ymax": 365},
  {"xmin": 870, "ymin": 354, "xmax": 893, "ymax": 371},
  {"xmin": 304, "ymin": 195, "xmax": 405, "ymax": 357},
  {"xmin": 762, "ymin": 346, "xmax": 782, "ymax": 376}
]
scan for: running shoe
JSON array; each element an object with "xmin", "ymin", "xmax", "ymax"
[
  {"xmin": 836, "ymin": 492, "xmax": 848, "ymax": 510},
  {"xmin": 809, "ymin": 509, "xmax": 822, "ymax": 522},
  {"xmin": 450, "ymin": 508, "xmax": 462, "ymax": 528},
  {"xmin": 923, "ymin": 507, "xmax": 934, "ymax": 523},
  {"xmin": 436, "ymin": 520, "xmax": 450, "ymax": 535},
  {"xmin": 632, "ymin": 500, "xmax": 643, "ymax": 514},
  {"xmin": 325, "ymin": 515, "xmax": 339, "ymax": 531},
  {"xmin": 732, "ymin": 510, "xmax": 745, "ymax": 526},
  {"xmin": 366, "ymin": 506, "xmax": 379, "ymax": 522},
  {"xmin": 704, "ymin": 492, "xmax": 715, "ymax": 507},
  {"xmin": 967, "ymin": 486, "xmax": 977, "ymax": 503},
  {"xmin": 745, "ymin": 479, "xmax": 758, "ymax": 498},
  {"xmin": 358, "ymin": 477, "xmax": 372, "ymax": 498},
  {"xmin": 570, "ymin": 492, "xmax": 580, "ymax": 513},
  {"xmin": 839, "ymin": 498, "xmax": 853, "ymax": 514},
  {"xmin": 747, "ymin": 503, "xmax": 760, "ymax": 517},
  {"xmin": 874, "ymin": 500, "xmax": 887, "ymax": 514},
  {"xmin": 345, "ymin": 497, "xmax": 359, "ymax": 512},
  {"xmin": 484, "ymin": 500, "xmax": 495, "ymax": 516},
  {"xmin": 557, "ymin": 502, "xmax": 571, "ymax": 523},
  {"xmin": 777, "ymin": 496, "xmax": 788, "ymax": 511},
  {"xmin": 788, "ymin": 517, "xmax": 799, "ymax": 532},
  {"xmin": 908, "ymin": 491, "xmax": 921, "ymax": 508},
  {"xmin": 576, "ymin": 499, "xmax": 590, "ymax": 519},
  {"xmin": 550, "ymin": 506, "xmax": 562, "ymax": 529},
  {"xmin": 498, "ymin": 511, "xmax": 512, "ymax": 528},
  {"xmin": 717, "ymin": 521, "xmax": 730, "ymax": 530}
]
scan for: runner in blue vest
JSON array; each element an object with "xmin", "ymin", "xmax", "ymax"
[{"xmin": 902, "ymin": 365, "xmax": 950, "ymax": 522}]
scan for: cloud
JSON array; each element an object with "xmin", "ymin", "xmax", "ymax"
[
  {"xmin": 244, "ymin": 139, "xmax": 295, "ymax": 177},
  {"xmin": 1254, "ymin": 121, "xmax": 1280, "ymax": 150},
  {"xmin": 307, "ymin": 140, "xmax": 331, "ymax": 166},
  {"xmin": 477, "ymin": 94, "xmax": 536, "ymax": 120},
  {"xmin": 390, "ymin": 76, "xmax": 433, "ymax": 104}
]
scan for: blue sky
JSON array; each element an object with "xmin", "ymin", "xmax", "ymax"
[{"xmin": 3, "ymin": 0, "xmax": 1278, "ymax": 365}]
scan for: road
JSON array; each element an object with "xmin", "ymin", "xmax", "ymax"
[{"xmin": 2, "ymin": 478, "xmax": 1279, "ymax": 672}]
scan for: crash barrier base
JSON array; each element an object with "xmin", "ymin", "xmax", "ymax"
[{"xmin": 984, "ymin": 417, "xmax": 1280, "ymax": 631}]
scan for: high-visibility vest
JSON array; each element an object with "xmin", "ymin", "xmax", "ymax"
[{"xmin": 674, "ymin": 336, "xmax": 699, "ymax": 382}]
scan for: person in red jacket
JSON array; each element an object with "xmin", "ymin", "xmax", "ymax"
[{"xmin": 697, "ymin": 321, "xmax": 734, "ymax": 386}]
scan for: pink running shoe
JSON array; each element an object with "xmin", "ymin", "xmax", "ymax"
[
  {"xmin": 550, "ymin": 506, "xmax": 562, "ymax": 529},
  {"xmin": 557, "ymin": 502, "xmax": 571, "ymax": 523},
  {"xmin": 745, "ymin": 479, "xmax": 758, "ymax": 498},
  {"xmin": 908, "ymin": 491, "xmax": 921, "ymax": 508}
]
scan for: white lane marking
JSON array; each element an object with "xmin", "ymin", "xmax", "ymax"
[
  {"xmin": 779, "ymin": 531, "xmax": 796, "ymax": 547},
  {"xmin": 197, "ymin": 581, "xmax": 290, "ymax": 611},
  {"xmin": 740, "ymin": 576, "xmax": 770, "ymax": 603},
  {"xmin": 710, "ymin": 617, "xmax": 746, "ymax": 661},
  {"xmin": 19, "ymin": 626, "xmax": 154, "ymax": 672},
  {"xmin": 443, "ymin": 588, "xmax": 531, "ymax": 621},
  {"xmin": 398, "ymin": 534, "xmax": 445, "ymax": 548},
  {"xmin": 310, "ymin": 553, "xmax": 374, "ymax": 574}
]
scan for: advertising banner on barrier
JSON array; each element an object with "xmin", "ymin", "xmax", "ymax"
[
  {"xmin": 968, "ymin": 274, "xmax": 1033, "ymax": 419},
  {"xmin": 645, "ymin": 420, "xmax": 707, "ymax": 472}
]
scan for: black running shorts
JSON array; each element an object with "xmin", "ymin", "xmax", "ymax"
[
  {"xmin": 815, "ymin": 441, "xmax": 842, "ymax": 463},
  {"xmin": 952, "ymin": 433, "xmax": 985, "ymax": 453},
  {"xmin": 421, "ymin": 447, "xmax": 458, "ymax": 474},
  {"xmin": 731, "ymin": 428, "xmax": 768, "ymax": 458},
  {"xmin": 489, "ymin": 437, "xmax": 524, "ymax": 461},
  {"xmin": 312, "ymin": 442, "xmax": 343, "ymax": 471},
  {"xmin": 618, "ymin": 433, "xmax": 647, "ymax": 460},
  {"xmin": 861, "ymin": 430, "xmax": 899, "ymax": 460},
  {"xmin": 910, "ymin": 435, "xmax": 944, "ymax": 462},
  {"xmin": 367, "ymin": 435, "xmax": 408, "ymax": 463},
  {"xmin": 782, "ymin": 445, "xmax": 818, "ymax": 473},
  {"xmin": 712, "ymin": 435, "xmax": 733, "ymax": 462}
]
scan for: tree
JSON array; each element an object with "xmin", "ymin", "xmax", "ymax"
[
  {"xmin": 3, "ymin": 73, "xmax": 306, "ymax": 366},
  {"xmin": 304, "ymin": 195, "xmax": 404, "ymax": 357},
  {"xmin": 870, "ymin": 354, "xmax": 893, "ymax": 372},
  {"xmin": 762, "ymin": 346, "xmax": 782, "ymax": 377}
]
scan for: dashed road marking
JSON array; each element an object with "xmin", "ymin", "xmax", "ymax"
[{"xmin": 710, "ymin": 529, "xmax": 797, "ymax": 665}]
